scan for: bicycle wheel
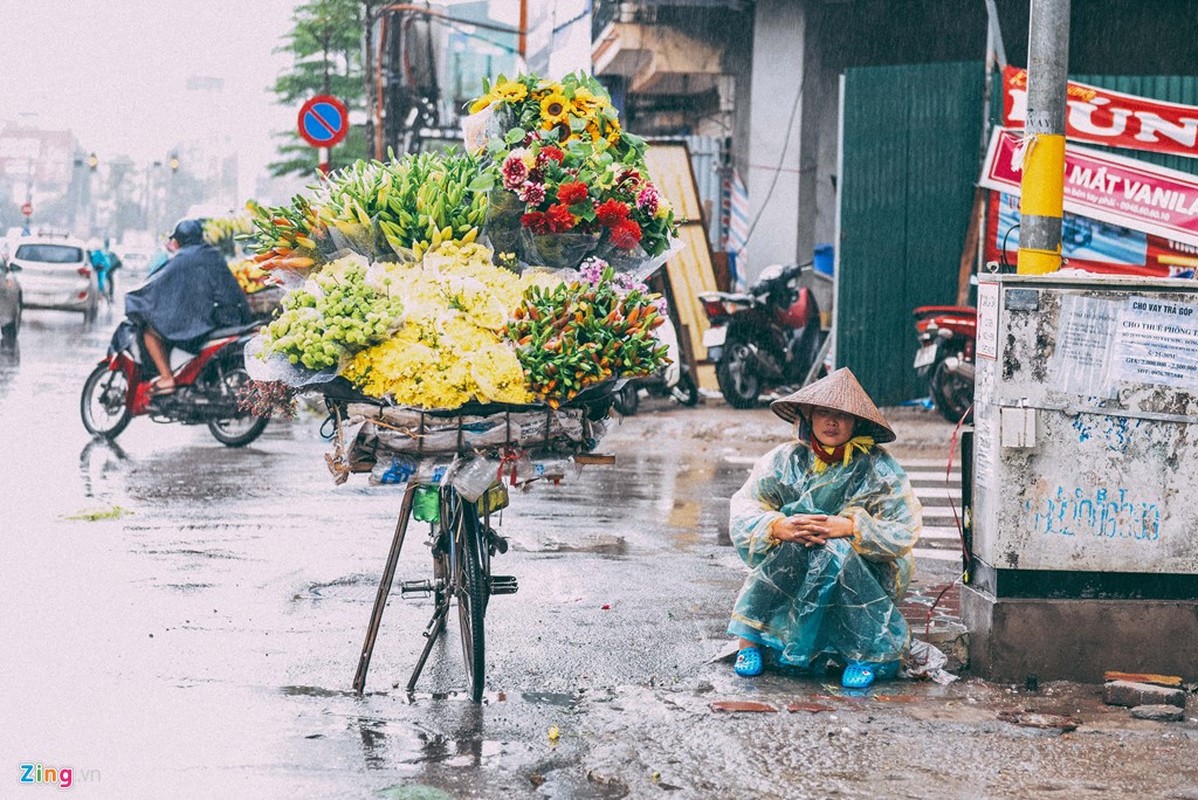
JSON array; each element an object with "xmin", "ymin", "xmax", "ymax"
[{"xmin": 450, "ymin": 490, "xmax": 487, "ymax": 701}]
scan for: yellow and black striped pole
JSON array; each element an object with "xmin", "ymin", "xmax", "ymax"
[{"xmin": 1018, "ymin": 0, "xmax": 1071, "ymax": 275}]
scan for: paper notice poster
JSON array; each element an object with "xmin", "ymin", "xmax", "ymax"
[
  {"xmin": 1050, "ymin": 294, "xmax": 1120, "ymax": 396},
  {"xmin": 1110, "ymin": 297, "xmax": 1198, "ymax": 389}
]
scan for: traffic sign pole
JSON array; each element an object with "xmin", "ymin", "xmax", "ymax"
[{"xmin": 319, "ymin": 147, "xmax": 330, "ymax": 175}]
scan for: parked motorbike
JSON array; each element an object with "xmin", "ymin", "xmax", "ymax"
[
  {"xmin": 80, "ymin": 319, "xmax": 269, "ymax": 446},
  {"xmin": 611, "ymin": 315, "xmax": 700, "ymax": 415},
  {"xmin": 912, "ymin": 304, "xmax": 976, "ymax": 423},
  {"xmin": 698, "ymin": 263, "xmax": 824, "ymax": 408}
]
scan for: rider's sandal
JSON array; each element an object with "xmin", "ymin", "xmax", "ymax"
[
  {"xmin": 841, "ymin": 659, "xmax": 900, "ymax": 689},
  {"xmin": 734, "ymin": 646, "xmax": 764, "ymax": 677}
]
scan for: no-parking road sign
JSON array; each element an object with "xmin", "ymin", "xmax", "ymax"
[{"xmin": 297, "ymin": 95, "xmax": 349, "ymax": 148}]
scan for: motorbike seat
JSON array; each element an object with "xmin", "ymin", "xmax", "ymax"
[{"xmin": 913, "ymin": 305, "xmax": 975, "ymax": 320}]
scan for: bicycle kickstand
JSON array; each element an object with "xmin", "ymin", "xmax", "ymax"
[{"xmin": 406, "ymin": 602, "xmax": 450, "ymax": 694}]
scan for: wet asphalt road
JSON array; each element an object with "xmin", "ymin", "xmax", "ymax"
[{"xmin": 3, "ymin": 301, "xmax": 1198, "ymax": 799}]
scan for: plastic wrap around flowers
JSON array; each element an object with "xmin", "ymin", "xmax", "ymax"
[{"xmin": 464, "ymin": 71, "xmax": 682, "ymax": 277}]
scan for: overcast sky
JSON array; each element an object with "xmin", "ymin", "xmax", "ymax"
[{"xmin": 0, "ymin": 0, "xmax": 302, "ymax": 195}]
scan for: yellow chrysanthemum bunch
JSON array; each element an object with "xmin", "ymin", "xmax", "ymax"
[{"xmin": 341, "ymin": 242, "xmax": 562, "ymax": 408}]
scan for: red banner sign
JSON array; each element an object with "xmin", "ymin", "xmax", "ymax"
[
  {"xmin": 980, "ymin": 127, "xmax": 1198, "ymax": 248},
  {"xmin": 1002, "ymin": 65, "xmax": 1198, "ymax": 159}
]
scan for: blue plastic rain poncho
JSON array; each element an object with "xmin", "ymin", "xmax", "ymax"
[
  {"xmin": 124, "ymin": 241, "xmax": 250, "ymax": 347},
  {"xmin": 727, "ymin": 439, "xmax": 923, "ymax": 668}
]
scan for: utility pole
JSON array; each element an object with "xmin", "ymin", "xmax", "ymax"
[
  {"xmin": 1017, "ymin": 0, "xmax": 1070, "ymax": 274},
  {"xmin": 364, "ymin": 1, "xmax": 377, "ymax": 161}
]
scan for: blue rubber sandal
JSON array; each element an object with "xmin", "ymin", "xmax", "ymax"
[
  {"xmin": 734, "ymin": 646, "xmax": 764, "ymax": 677},
  {"xmin": 841, "ymin": 660, "xmax": 900, "ymax": 689}
]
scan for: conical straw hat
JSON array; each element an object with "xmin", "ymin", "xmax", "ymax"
[{"xmin": 770, "ymin": 367, "xmax": 896, "ymax": 443}]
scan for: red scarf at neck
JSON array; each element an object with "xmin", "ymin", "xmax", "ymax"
[{"xmin": 809, "ymin": 431, "xmax": 846, "ymax": 466}]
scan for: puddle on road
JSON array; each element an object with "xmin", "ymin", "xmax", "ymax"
[
  {"xmin": 138, "ymin": 546, "xmax": 244, "ymax": 560},
  {"xmin": 532, "ymin": 535, "xmax": 628, "ymax": 555},
  {"xmin": 281, "ymin": 684, "xmax": 383, "ymax": 699},
  {"xmin": 293, "ymin": 573, "xmax": 380, "ymax": 603},
  {"xmin": 520, "ymin": 691, "xmax": 580, "ymax": 708},
  {"xmin": 160, "ymin": 582, "xmax": 216, "ymax": 593}
]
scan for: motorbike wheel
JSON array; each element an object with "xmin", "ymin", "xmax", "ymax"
[
  {"xmin": 716, "ymin": 340, "xmax": 761, "ymax": 409},
  {"xmin": 612, "ymin": 382, "xmax": 640, "ymax": 416},
  {"xmin": 81, "ymin": 364, "xmax": 132, "ymax": 439},
  {"xmin": 670, "ymin": 372, "xmax": 700, "ymax": 407},
  {"xmin": 930, "ymin": 359, "xmax": 974, "ymax": 424},
  {"xmin": 206, "ymin": 365, "xmax": 269, "ymax": 447}
]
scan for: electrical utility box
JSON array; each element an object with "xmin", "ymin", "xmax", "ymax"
[{"xmin": 964, "ymin": 272, "xmax": 1198, "ymax": 682}]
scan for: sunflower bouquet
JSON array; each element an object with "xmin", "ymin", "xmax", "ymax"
[{"xmin": 465, "ymin": 72, "xmax": 680, "ymax": 274}]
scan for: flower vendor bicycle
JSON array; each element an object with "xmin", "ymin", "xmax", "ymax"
[{"xmin": 353, "ymin": 477, "xmax": 516, "ymax": 703}]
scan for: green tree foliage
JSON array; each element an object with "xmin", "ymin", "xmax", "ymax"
[{"xmin": 269, "ymin": 0, "xmax": 369, "ymax": 177}]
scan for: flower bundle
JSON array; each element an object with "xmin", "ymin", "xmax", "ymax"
[
  {"xmin": 469, "ymin": 72, "xmax": 632, "ymax": 158},
  {"xmin": 258, "ymin": 254, "xmax": 405, "ymax": 371},
  {"xmin": 467, "ymin": 72, "xmax": 680, "ymax": 269},
  {"xmin": 228, "ymin": 258, "xmax": 278, "ymax": 295},
  {"xmin": 247, "ymin": 151, "xmax": 491, "ymax": 271},
  {"xmin": 339, "ymin": 242, "xmax": 559, "ymax": 408},
  {"xmin": 203, "ymin": 213, "xmax": 256, "ymax": 259},
  {"xmin": 503, "ymin": 262, "xmax": 669, "ymax": 408}
]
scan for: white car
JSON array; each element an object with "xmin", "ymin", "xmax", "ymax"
[
  {"xmin": 117, "ymin": 245, "xmax": 154, "ymax": 281},
  {"xmin": 11, "ymin": 234, "xmax": 99, "ymax": 321}
]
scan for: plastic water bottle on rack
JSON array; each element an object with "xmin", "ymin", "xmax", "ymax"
[
  {"xmin": 448, "ymin": 456, "xmax": 500, "ymax": 502},
  {"xmin": 410, "ymin": 458, "xmax": 452, "ymax": 485},
  {"xmin": 411, "ymin": 484, "xmax": 440, "ymax": 523}
]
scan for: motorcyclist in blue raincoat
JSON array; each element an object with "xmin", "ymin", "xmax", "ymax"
[
  {"xmin": 124, "ymin": 219, "xmax": 251, "ymax": 394},
  {"xmin": 727, "ymin": 367, "xmax": 923, "ymax": 688},
  {"xmin": 88, "ymin": 238, "xmax": 122, "ymax": 302}
]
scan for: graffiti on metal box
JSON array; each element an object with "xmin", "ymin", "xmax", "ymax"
[
  {"xmin": 1071, "ymin": 413, "xmax": 1142, "ymax": 449},
  {"xmin": 1026, "ymin": 486, "xmax": 1161, "ymax": 541}
]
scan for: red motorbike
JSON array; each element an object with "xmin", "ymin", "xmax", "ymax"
[
  {"xmin": 912, "ymin": 305, "xmax": 976, "ymax": 423},
  {"xmin": 80, "ymin": 319, "xmax": 269, "ymax": 446},
  {"xmin": 699, "ymin": 263, "xmax": 824, "ymax": 408}
]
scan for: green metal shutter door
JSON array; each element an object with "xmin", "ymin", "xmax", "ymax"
[{"xmin": 838, "ymin": 61, "xmax": 985, "ymax": 406}]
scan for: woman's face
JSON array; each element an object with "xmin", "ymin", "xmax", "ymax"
[{"xmin": 810, "ymin": 407, "xmax": 856, "ymax": 448}]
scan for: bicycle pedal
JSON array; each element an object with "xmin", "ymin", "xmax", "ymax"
[
  {"xmin": 489, "ymin": 575, "xmax": 518, "ymax": 595},
  {"xmin": 399, "ymin": 579, "xmax": 433, "ymax": 597}
]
